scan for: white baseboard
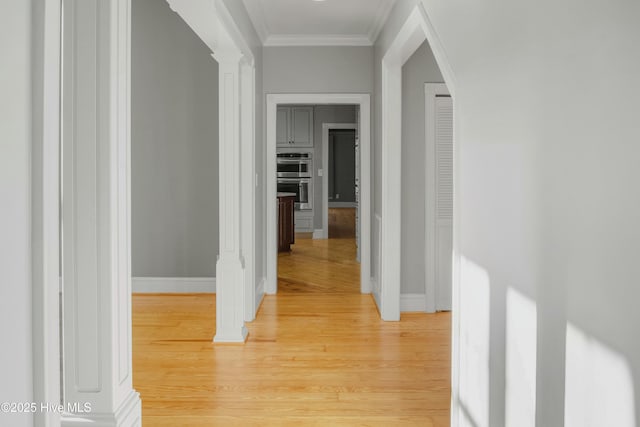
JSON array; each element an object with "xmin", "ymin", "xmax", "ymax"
[
  {"xmin": 62, "ymin": 389, "xmax": 141, "ymax": 426},
  {"xmin": 132, "ymin": 277, "xmax": 216, "ymax": 293},
  {"xmin": 255, "ymin": 277, "xmax": 265, "ymax": 312},
  {"xmin": 312, "ymin": 229, "xmax": 326, "ymax": 239},
  {"xmin": 371, "ymin": 279, "xmax": 381, "ymax": 311},
  {"xmin": 400, "ymin": 293, "xmax": 427, "ymax": 312},
  {"xmin": 328, "ymin": 201, "xmax": 358, "ymax": 208}
]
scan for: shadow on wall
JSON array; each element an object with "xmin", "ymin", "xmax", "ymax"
[
  {"xmin": 456, "ymin": 256, "xmax": 637, "ymax": 427},
  {"xmin": 564, "ymin": 324, "xmax": 636, "ymax": 427}
]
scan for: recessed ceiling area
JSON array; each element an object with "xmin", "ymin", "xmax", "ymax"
[{"xmin": 242, "ymin": 0, "xmax": 397, "ymax": 46}]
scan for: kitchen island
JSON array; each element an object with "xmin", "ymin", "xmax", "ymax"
[{"xmin": 277, "ymin": 192, "xmax": 296, "ymax": 252}]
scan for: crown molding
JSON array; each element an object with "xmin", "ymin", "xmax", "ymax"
[
  {"xmin": 241, "ymin": 0, "xmax": 269, "ymax": 43},
  {"xmin": 264, "ymin": 34, "xmax": 373, "ymax": 47},
  {"xmin": 367, "ymin": 0, "xmax": 396, "ymax": 44},
  {"xmin": 242, "ymin": 0, "xmax": 396, "ymax": 47}
]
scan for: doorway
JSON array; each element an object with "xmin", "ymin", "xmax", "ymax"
[
  {"xmin": 276, "ymin": 110, "xmax": 360, "ymax": 295},
  {"xmin": 324, "ymin": 126, "xmax": 360, "ymax": 270},
  {"xmin": 327, "ymin": 129, "xmax": 357, "ymax": 218},
  {"xmin": 322, "ymin": 124, "xmax": 359, "ymax": 243},
  {"xmin": 266, "ymin": 95, "xmax": 371, "ymax": 297}
]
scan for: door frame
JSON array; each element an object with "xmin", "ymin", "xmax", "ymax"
[
  {"xmin": 32, "ymin": 0, "xmax": 63, "ymax": 425},
  {"xmin": 379, "ymin": 2, "xmax": 460, "ymax": 424},
  {"xmin": 378, "ymin": 6, "xmax": 457, "ymax": 320},
  {"xmin": 321, "ymin": 123, "xmax": 358, "ymax": 239},
  {"xmin": 265, "ymin": 94, "xmax": 371, "ymax": 296}
]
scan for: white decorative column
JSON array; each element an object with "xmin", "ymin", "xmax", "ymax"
[
  {"xmin": 61, "ymin": 0, "xmax": 141, "ymax": 425},
  {"xmin": 240, "ymin": 62, "xmax": 256, "ymax": 322},
  {"xmin": 213, "ymin": 50, "xmax": 249, "ymax": 343}
]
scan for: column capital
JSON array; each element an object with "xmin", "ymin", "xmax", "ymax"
[
  {"xmin": 211, "ymin": 49, "xmax": 244, "ymax": 65},
  {"xmin": 241, "ymin": 56, "xmax": 255, "ymax": 68}
]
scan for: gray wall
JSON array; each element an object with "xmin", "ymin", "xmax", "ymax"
[
  {"xmin": 132, "ymin": 0, "xmax": 218, "ymax": 277},
  {"xmin": 0, "ymin": 2, "xmax": 34, "ymax": 424},
  {"xmin": 401, "ymin": 41, "xmax": 444, "ymax": 294},
  {"xmin": 263, "ymin": 46, "xmax": 374, "ymax": 93}
]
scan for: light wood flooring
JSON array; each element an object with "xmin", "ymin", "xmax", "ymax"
[
  {"xmin": 277, "ymin": 238, "xmax": 359, "ymax": 294},
  {"xmin": 328, "ymin": 207, "xmax": 356, "ymax": 239},
  {"xmin": 133, "ymin": 230, "xmax": 451, "ymax": 425}
]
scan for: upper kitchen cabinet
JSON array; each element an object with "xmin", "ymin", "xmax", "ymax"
[{"xmin": 276, "ymin": 106, "xmax": 314, "ymax": 147}]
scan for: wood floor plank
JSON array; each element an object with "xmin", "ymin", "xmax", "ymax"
[
  {"xmin": 133, "ymin": 237, "xmax": 451, "ymax": 425},
  {"xmin": 328, "ymin": 207, "xmax": 357, "ymax": 239}
]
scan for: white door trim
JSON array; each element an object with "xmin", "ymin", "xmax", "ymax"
[
  {"xmin": 266, "ymin": 94, "xmax": 371, "ymax": 296},
  {"xmin": 321, "ymin": 123, "xmax": 358, "ymax": 240},
  {"xmin": 32, "ymin": 0, "xmax": 63, "ymax": 425},
  {"xmin": 378, "ymin": 5, "xmax": 458, "ymax": 318},
  {"xmin": 380, "ymin": 6, "xmax": 436, "ymax": 321}
]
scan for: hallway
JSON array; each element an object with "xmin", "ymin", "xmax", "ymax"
[{"xmin": 133, "ymin": 235, "xmax": 451, "ymax": 426}]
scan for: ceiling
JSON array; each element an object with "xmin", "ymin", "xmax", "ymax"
[{"xmin": 242, "ymin": 0, "xmax": 397, "ymax": 46}]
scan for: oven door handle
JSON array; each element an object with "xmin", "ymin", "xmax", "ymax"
[
  {"xmin": 277, "ymin": 159, "xmax": 304, "ymax": 164},
  {"xmin": 298, "ymin": 181, "xmax": 308, "ymax": 201},
  {"xmin": 277, "ymin": 178, "xmax": 305, "ymax": 183}
]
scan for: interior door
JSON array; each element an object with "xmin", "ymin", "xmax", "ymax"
[{"xmin": 434, "ymin": 95, "xmax": 453, "ymax": 311}]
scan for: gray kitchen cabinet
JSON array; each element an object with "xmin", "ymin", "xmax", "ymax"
[
  {"xmin": 276, "ymin": 106, "xmax": 314, "ymax": 147},
  {"xmin": 294, "ymin": 210, "xmax": 314, "ymax": 233},
  {"xmin": 276, "ymin": 107, "xmax": 290, "ymax": 146}
]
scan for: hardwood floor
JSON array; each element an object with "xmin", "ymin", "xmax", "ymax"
[
  {"xmin": 328, "ymin": 207, "xmax": 356, "ymax": 239},
  {"xmin": 278, "ymin": 237, "xmax": 359, "ymax": 294},
  {"xmin": 133, "ymin": 236, "xmax": 451, "ymax": 426}
]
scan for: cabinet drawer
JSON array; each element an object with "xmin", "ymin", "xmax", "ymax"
[{"xmin": 294, "ymin": 214, "xmax": 313, "ymax": 232}]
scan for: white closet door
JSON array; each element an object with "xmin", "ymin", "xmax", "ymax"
[{"xmin": 435, "ymin": 96, "xmax": 453, "ymax": 311}]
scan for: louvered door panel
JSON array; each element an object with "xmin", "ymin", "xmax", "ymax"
[
  {"xmin": 434, "ymin": 95, "xmax": 453, "ymax": 311},
  {"xmin": 435, "ymin": 97, "xmax": 453, "ymax": 221}
]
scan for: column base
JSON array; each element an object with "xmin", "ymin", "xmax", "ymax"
[
  {"xmin": 61, "ymin": 390, "xmax": 141, "ymax": 427},
  {"xmin": 214, "ymin": 256, "xmax": 247, "ymax": 343},
  {"xmin": 214, "ymin": 325, "xmax": 249, "ymax": 343}
]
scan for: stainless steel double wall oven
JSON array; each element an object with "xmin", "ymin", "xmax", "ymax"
[{"xmin": 276, "ymin": 152, "xmax": 313, "ymax": 210}]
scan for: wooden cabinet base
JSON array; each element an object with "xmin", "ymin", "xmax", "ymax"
[{"xmin": 277, "ymin": 195, "xmax": 295, "ymax": 252}]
